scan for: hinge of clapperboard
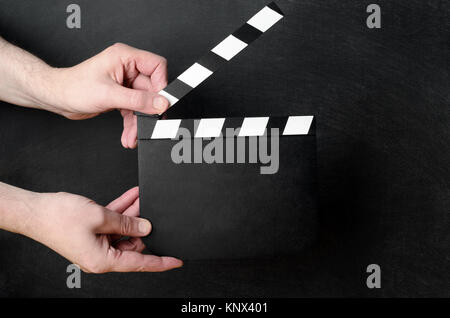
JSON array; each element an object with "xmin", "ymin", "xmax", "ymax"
[{"xmin": 137, "ymin": 2, "xmax": 315, "ymax": 140}]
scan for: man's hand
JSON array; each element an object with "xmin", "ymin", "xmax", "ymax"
[
  {"xmin": 0, "ymin": 183, "xmax": 182, "ymax": 273},
  {"xmin": 50, "ymin": 43, "xmax": 170, "ymax": 148},
  {"xmin": 0, "ymin": 39, "xmax": 169, "ymax": 148}
]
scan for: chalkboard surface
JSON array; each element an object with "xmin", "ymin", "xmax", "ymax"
[{"xmin": 0, "ymin": 0, "xmax": 449, "ymax": 297}]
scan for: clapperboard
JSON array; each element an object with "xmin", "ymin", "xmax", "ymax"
[{"xmin": 137, "ymin": 2, "xmax": 318, "ymax": 260}]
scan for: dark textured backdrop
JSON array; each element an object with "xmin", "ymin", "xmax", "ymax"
[{"xmin": 0, "ymin": 0, "xmax": 449, "ymax": 297}]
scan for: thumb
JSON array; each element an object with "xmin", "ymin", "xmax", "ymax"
[
  {"xmin": 108, "ymin": 85, "xmax": 169, "ymax": 115},
  {"xmin": 97, "ymin": 208, "xmax": 152, "ymax": 237}
]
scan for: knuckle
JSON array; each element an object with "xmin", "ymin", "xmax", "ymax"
[
  {"xmin": 158, "ymin": 56, "xmax": 167, "ymax": 66},
  {"xmin": 55, "ymin": 191, "xmax": 70, "ymax": 197},
  {"xmin": 129, "ymin": 90, "xmax": 145, "ymax": 109},
  {"xmin": 55, "ymin": 192, "xmax": 84, "ymax": 203},
  {"xmin": 111, "ymin": 42, "xmax": 125, "ymax": 51},
  {"xmin": 104, "ymin": 42, "xmax": 126, "ymax": 57},
  {"xmin": 119, "ymin": 216, "xmax": 133, "ymax": 235}
]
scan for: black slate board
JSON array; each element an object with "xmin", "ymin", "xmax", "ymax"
[{"xmin": 137, "ymin": 117, "xmax": 318, "ymax": 260}]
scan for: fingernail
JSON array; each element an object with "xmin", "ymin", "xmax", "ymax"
[
  {"xmin": 139, "ymin": 220, "xmax": 151, "ymax": 234},
  {"xmin": 153, "ymin": 96, "xmax": 168, "ymax": 111}
]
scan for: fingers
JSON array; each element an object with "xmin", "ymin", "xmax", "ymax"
[
  {"xmin": 115, "ymin": 237, "xmax": 146, "ymax": 252},
  {"xmin": 97, "ymin": 208, "xmax": 151, "ymax": 237},
  {"xmin": 106, "ymin": 187, "xmax": 139, "ymax": 213},
  {"xmin": 132, "ymin": 73, "xmax": 154, "ymax": 91},
  {"xmin": 107, "ymin": 249, "xmax": 183, "ymax": 272},
  {"xmin": 113, "ymin": 43, "xmax": 168, "ymax": 92},
  {"xmin": 106, "ymin": 43, "xmax": 167, "ymax": 92},
  {"xmin": 127, "ymin": 116, "xmax": 138, "ymax": 149},
  {"xmin": 109, "ymin": 85, "xmax": 169, "ymax": 115},
  {"xmin": 105, "ymin": 43, "xmax": 169, "ymax": 114},
  {"xmin": 148, "ymin": 59, "xmax": 168, "ymax": 92},
  {"xmin": 106, "ymin": 188, "xmax": 141, "ymax": 242},
  {"xmin": 119, "ymin": 74, "xmax": 153, "ymax": 149},
  {"xmin": 120, "ymin": 110, "xmax": 138, "ymax": 149},
  {"xmin": 122, "ymin": 198, "xmax": 140, "ymax": 217}
]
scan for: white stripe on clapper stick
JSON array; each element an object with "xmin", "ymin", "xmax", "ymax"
[
  {"xmin": 238, "ymin": 117, "xmax": 270, "ymax": 137},
  {"xmin": 151, "ymin": 119, "xmax": 182, "ymax": 139},
  {"xmin": 211, "ymin": 35, "xmax": 248, "ymax": 61},
  {"xmin": 195, "ymin": 118, "xmax": 226, "ymax": 138},
  {"xmin": 282, "ymin": 116, "xmax": 314, "ymax": 135},
  {"xmin": 177, "ymin": 63, "xmax": 214, "ymax": 88},
  {"xmin": 247, "ymin": 6, "xmax": 284, "ymax": 32}
]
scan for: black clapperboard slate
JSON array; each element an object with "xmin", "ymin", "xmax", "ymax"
[{"xmin": 137, "ymin": 2, "xmax": 318, "ymax": 260}]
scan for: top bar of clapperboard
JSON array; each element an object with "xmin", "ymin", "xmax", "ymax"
[
  {"xmin": 156, "ymin": 2, "xmax": 285, "ymax": 110},
  {"xmin": 137, "ymin": 116, "xmax": 315, "ymax": 140}
]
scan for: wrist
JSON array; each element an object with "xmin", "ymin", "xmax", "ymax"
[
  {"xmin": 0, "ymin": 38, "xmax": 75, "ymax": 116},
  {"xmin": 30, "ymin": 66, "xmax": 72, "ymax": 115},
  {"xmin": 0, "ymin": 183, "xmax": 41, "ymax": 236}
]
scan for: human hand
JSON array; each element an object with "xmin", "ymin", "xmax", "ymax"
[
  {"xmin": 48, "ymin": 43, "xmax": 169, "ymax": 148},
  {"xmin": 1, "ymin": 40, "xmax": 168, "ymax": 148},
  {"xmin": 24, "ymin": 186, "xmax": 182, "ymax": 273}
]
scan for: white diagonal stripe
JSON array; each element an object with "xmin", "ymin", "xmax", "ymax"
[
  {"xmin": 211, "ymin": 35, "xmax": 248, "ymax": 61},
  {"xmin": 177, "ymin": 63, "xmax": 213, "ymax": 88},
  {"xmin": 247, "ymin": 6, "xmax": 283, "ymax": 32},
  {"xmin": 158, "ymin": 90, "xmax": 179, "ymax": 108},
  {"xmin": 195, "ymin": 118, "xmax": 226, "ymax": 138},
  {"xmin": 238, "ymin": 117, "xmax": 270, "ymax": 137},
  {"xmin": 151, "ymin": 119, "xmax": 182, "ymax": 139},
  {"xmin": 283, "ymin": 116, "xmax": 314, "ymax": 135}
]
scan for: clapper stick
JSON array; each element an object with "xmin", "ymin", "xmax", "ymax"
[
  {"xmin": 158, "ymin": 2, "xmax": 284, "ymax": 111},
  {"xmin": 142, "ymin": 116, "xmax": 315, "ymax": 140}
]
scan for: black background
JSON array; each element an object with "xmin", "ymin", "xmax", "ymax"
[{"xmin": 0, "ymin": 0, "xmax": 449, "ymax": 297}]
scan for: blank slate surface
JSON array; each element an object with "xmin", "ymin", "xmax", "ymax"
[{"xmin": 0, "ymin": 0, "xmax": 449, "ymax": 297}]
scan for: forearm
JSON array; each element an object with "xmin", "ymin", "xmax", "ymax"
[
  {"xmin": 0, "ymin": 37, "xmax": 61, "ymax": 112},
  {"xmin": 0, "ymin": 182, "xmax": 39, "ymax": 236}
]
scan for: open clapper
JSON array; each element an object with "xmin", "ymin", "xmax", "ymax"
[{"xmin": 137, "ymin": 2, "xmax": 318, "ymax": 260}]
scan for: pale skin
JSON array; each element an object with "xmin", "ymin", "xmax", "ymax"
[{"xmin": 0, "ymin": 37, "xmax": 183, "ymax": 273}]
